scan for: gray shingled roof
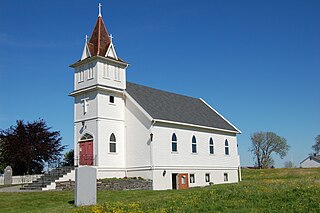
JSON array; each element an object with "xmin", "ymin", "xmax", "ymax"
[
  {"xmin": 300, "ymin": 155, "xmax": 320, "ymax": 164},
  {"xmin": 126, "ymin": 82, "xmax": 239, "ymax": 133}
]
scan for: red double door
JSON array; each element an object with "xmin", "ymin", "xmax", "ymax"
[{"xmin": 79, "ymin": 141, "xmax": 93, "ymax": 166}]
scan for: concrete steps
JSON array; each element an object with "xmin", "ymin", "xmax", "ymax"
[{"xmin": 20, "ymin": 166, "xmax": 74, "ymax": 191}]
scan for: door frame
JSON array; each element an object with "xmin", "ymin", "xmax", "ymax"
[
  {"xmin": 177, "ymin": 173, "xmax": 189, "ymax": 189},
  {"xmin": 172, "ymin": 173, "xmax": 178, "ymax": 190}
]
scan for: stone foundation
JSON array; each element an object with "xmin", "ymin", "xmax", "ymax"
[{"xmin": 56, "ymin": 178, "xmax": 152, "ymax": 191}]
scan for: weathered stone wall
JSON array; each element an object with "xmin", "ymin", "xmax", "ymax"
[{"xmin": 56, "ymin": 178, "xmax": 152, "ymax": 191}]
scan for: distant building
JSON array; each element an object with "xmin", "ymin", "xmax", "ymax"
[
  {"xmin": 300, "ymin": 154, "xmax": 320, "ymax": 168},
  {"xmin": 69, "ymin": 5, "xmax": 241, "ymax": 190}
]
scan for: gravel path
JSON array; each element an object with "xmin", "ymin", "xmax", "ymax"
[{"xmin": 0, "ymin": 185, "xmax": 40, "ymax": 192}]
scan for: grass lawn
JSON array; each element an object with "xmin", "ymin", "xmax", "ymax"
[{"xmin": 0, "ymin": 168, "xmax": 320, "ymax": 212}]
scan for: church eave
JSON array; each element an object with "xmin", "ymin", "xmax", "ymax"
[
  {"xmin": 69, "ymin": 84, "xmax": 124, "ymax": 97},
  {"xmin": 70, "ymin": 55, "xmax": 129, "ymax": 68},
  {"xmin": 152, "ymin": 119, "xmax": 240, "ymax": 134}
]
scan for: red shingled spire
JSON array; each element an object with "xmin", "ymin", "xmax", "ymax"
[{"xmin": 87, "ymin": 16, "xmax": 111, "ymax": 57}]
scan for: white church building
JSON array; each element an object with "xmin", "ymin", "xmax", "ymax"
[{"xmin": 69, "ymin": 6, "xmax": 241, "ymax": 190}]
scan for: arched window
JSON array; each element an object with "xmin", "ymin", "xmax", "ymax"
[
  {"xmin": 109, "ymin": 133, "xmax": 116, "ymax": 153},
  {"xmin": 172, "ymin": 133, "xmax": 177, "ymax": 152},
  {"xmin": 80, "ymin": 133, "xmax": 93, "ymax": 141},
  {"xmin": 209, "ymin": 138, "xmax": 214, "ymax": 154},
  {"xmin": 192, "ymin": 135, "xmax": 197, "ymax": 153},
  {"xmin": 225, "ymin": 139, "xmax": 229, "ymax": 155}
]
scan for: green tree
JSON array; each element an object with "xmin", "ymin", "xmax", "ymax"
[
  {"xmin": 61, "ymin": 149, "xmax": 74, "ymax": 167},
  {"xmin": 0, "ymin": 119, "xmax": 65, "ymax": 175},
  {"xmin": 312, "ymin": 135, "xmax": 320, "ymax": 154},
  {"xmin": 249, "ymin": 131, "xmax": 290, "ymax": 168}
]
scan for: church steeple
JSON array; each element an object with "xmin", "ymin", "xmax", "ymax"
[
  {"xmin": 87, "ymin": 16, "xmax": 111, "ymax": 57},
  {"xmin": 81, "ymin": 3, "xmax": 119, "ymax": 61}
]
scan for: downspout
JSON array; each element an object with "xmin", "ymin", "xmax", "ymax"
[{"xmin": 150, "ymin": 120, "xmax": 156, "ymax": 171}]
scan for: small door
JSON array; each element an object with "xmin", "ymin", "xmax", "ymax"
[
  {"xmin": 79, "ymin": 141, "xmax": 93, "ymax": 166},
  {"xmin": 172, "ymin": 173, "xmax": 178, "ymax": 190},
  {"xmin": 178, "ymin": 173, "xmax": 189, "ymax": 189}
]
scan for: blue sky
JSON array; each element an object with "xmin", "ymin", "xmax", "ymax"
[{"xmin": 0, "ymin": 0, "xmax": 319, "ymax": 167}]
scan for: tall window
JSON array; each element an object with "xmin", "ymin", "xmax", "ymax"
[
  {"xmin": 78, "ymin": 66, "xmax": 84, "ymax": 82},
  {"xmin": 115, "ymin": 66, "xmax": 121, "ymax": 81},
  {"xmin": 88, "ymin": 63, "xmax": 94, "ymax": 79},
  {"xmin": 103, "ymin": 64, "xmax": 110, "ymax": 78},
  {"xmin": 225, "ymin": 139, "xmax": 229, "ymax": 155},
  {"xmin": 171, "ymin": 133, "xmax": 177, "ymax": 152},
  {"xmin": 209, "ymin": 138, "xmax": 214, "ymax": 154},
  {"xmin": 192, "ymin": 135, "xmax": 197, "ymax": 153},
  {"xmin": 109, "ymin": 133, "xmax": 116, "ymax": 153}
]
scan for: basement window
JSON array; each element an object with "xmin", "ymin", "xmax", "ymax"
[
  {"xmin": 224, "ymin": 173, "xmax": 228, "ymax": 182},
  {"xmin": 205, "ymin": 173, "xmax": 210, "ymax": 182},
  {"xmin": 190, "ymin": 174, "xmax": 195, "ymax": 183}
]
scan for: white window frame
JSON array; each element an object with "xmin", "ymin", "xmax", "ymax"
[
  {"xmin": 78, "ymin": 66, "xmax": 84, "ymax": 83},
  {"xmin": 171, "ymin": 133, "xmax": 177, "ymax": 152},
  {"xmin": 192, "ymin": 135, "xmax": 197, "ymax": 153},
  {"xmin": 205, "ymin": 173, "xmax": 210, "ymax": 182},
  {"xmin": 190, "ymin": 174, "xmax": 195, "ymax": 183},
  {"xmin": 109, "ymin": 133, "xmax": 116, "ymax": 153},
  {"xmin": 103, "ymin": 63, "xmax": 110, "ymax": 79},
  {"xmin": 209, "ymin": 138, "xmax": 214, "ymax": 155},
  {"xmin": 225, "ymin": 139, "xmax": 230, "ymax": 155},
  {"xmin": 88, "ymin": 63, "xmax": 94, "ymax": 80},
  {"xmin": 224, "ymin": 173, "xmax": 228, "ymax": 182},
  {"xmin": 114, "ymin": 66, "xmax": 121, "ymax": 81}
]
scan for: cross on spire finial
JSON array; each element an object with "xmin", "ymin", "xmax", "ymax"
[
  {"xmin": 85, "ymin": 35, "xmax": 89, "ymax": 42},
  {"xmin": 98, "ymin": 3, "xmax": 102, "ymax": 17},
  {"xmin": 109, "ymin": 34, "xmax": 114, "ymax": 43}
]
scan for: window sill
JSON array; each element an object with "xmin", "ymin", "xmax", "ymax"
[
  {"xmin": 171, "ymin": 151, "xmax": 179, "ymax": 154},
  {"xmin": 108, "ymin": 152, "xmax": 118, "ymax": 155},
  {"xmin": 103, "ymin": 77, "xmax": 111, "ymax": 80},
  {"xmin": 191, "ymin": 153, "xmax": 198, "ymax": 155},
  {"xmin": 88, "ymin": 78, "xmax": 94, "ymax": 81}
]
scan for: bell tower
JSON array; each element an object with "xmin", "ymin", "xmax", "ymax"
[{"xmin": 70, "ymin": 4, "xmax": 128, "ymax": 177}]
